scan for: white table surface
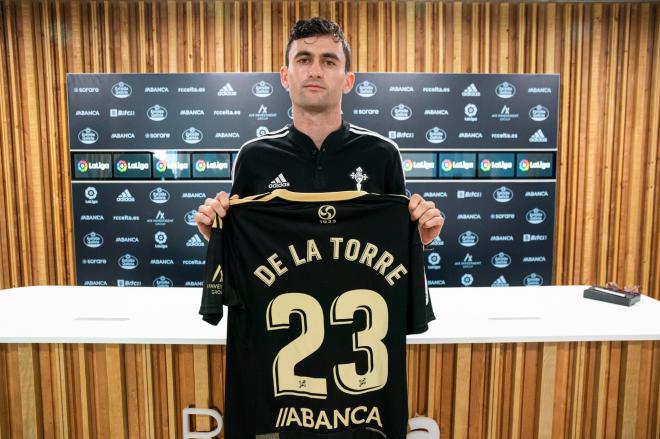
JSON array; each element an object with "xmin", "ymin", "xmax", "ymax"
[{"xmin": 0, "ymin": 285, "xmax": 658, "ymax": 345}]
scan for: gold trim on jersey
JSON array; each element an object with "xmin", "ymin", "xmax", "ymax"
[
  {"xmin": 230, "ymin": 189, "xmax": 409, "ymax": 205},
  {"xmin": 212, "ymin": 190, "xmax": 409, "ymax": 228},
  {"xmin": 211, "ymin": 215, "xmax": 223, "ymax": 229}
]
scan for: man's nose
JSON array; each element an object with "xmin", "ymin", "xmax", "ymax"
[{"xmin": 308, "ymin": 60, "xmax": 323, "ymax": 78}]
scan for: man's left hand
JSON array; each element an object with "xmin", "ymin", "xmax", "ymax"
[{"xmin": 408, "ymin": 194, "xmax": 444, "ymax": 245}]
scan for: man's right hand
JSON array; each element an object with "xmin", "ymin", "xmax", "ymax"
[{"xmin": 195, "ymin": 191, "xmax": 237, "ymax": 241}]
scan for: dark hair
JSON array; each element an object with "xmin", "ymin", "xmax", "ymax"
[{"xmin": 285, "ymin": 17, "xmax": 352, "ymax": 72}]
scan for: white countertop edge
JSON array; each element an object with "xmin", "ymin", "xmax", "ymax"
[
  {"xmin": 3, "ymin": 334, "xmax": 659, "ymax": 345},
  {"xmin": 409, "ymin": 334, "xmax": 660, "ymax": 344},
  {"xmin": 0, "ymin": 337, "xmax": 227, "ymax": 345}
]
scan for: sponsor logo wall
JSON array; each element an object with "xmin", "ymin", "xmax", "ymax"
[
  {"xmin": 69, "ymin": 73, "xmax": 558, "ymax": 287},
  {"xmin": 410, "ymin": 182, "xmax": 555, "ymax": 287},
  {"xmin": 74, "ymin": 183, "xmax": 232, "ymax": 287}
]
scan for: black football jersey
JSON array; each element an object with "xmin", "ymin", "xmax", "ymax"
[
  {"xmin": 200, "ymin": 190, "xmax": 434, "ymax": 438},
  {"xmin": 231, "ymin": 122, "xmax": 407, "ymax": 197}
]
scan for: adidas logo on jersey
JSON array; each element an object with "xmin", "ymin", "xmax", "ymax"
[
  {"xmin": 529, "ymin": 129, "xmax": 548, "ymax": 143},
  {"xmin": 268, "ymin": 173, "xmax": 291, "ymax": 189},
  {"xmin": 116, "ymin": 189, "xmax": 135, "ymax": 202},
  {"xmin": 186, "ymin": 234, "xmax": 205, "ymax": 247}
]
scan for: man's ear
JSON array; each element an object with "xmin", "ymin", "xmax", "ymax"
[
  {"xmin": 280, "ymin": 65, "xmax": 289, "ymax": 90},
  {"xmin": 343, "ymin": 71, "xmax": 356, "ymax": 94}
]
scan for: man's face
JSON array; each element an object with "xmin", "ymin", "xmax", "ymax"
[{"xmin": 280, "ymin": 35, "xmax": 355, "ymax": 114}]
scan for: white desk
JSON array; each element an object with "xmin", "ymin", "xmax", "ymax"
[{"xmin": 0, "ymin": 285, "xmax": 658, "ymax": 344}]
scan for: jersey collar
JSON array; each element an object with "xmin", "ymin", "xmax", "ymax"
[{"xmin": 288, "ymin": 119, "xmax": 350, "ymax": 152}]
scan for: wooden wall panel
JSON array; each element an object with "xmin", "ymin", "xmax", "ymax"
[
  {"xmin": 0, "ymin": 0, "xmax": 658, "ymax": 297},
  {"xmin": 2, "ymin": 341, "xmax": 659, "ymax": 437},
  {"xmin": 0, "ymin": 1, "xmax": 659, "ymax": 438}
]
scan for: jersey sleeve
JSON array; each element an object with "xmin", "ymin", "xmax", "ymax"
[
  {"xmin": 199, "ymin": 215, "xmax": 239, "ymax": 325},
  {"xmin": 230, "ymin": 144, "xmax": 253, "ymax": 197},
  {"xmin": 407, "ymin": 220, "xmax": 435, "ymax": 334},
  {"xmin": 386, "ymin": 146, "xmax": 406, "ymax": 195}
]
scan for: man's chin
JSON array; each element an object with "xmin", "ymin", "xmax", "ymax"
[{"xmin": 294, "ymin": 102, "xmax": 334, "ymax": 114}]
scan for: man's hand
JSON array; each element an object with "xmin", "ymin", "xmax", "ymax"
[
  {"xmin": 408, "ymin": 193, "xmax": 444, "ymax": 245},
  {"xmin": 195, "ymin": 191, "xmax": 238, "ymax": 241}
]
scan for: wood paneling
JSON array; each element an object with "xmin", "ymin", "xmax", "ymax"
[
  {"xmin": 0, "ymin": 1, "xmax": 659, "ymax": 438},
  {"xmin": 1, "ymin": 341, "xmax": 659, "ymax": 438}
]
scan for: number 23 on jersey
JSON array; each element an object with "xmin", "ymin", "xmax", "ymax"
[{"xmin": 267, "ymin": 289, "xmax": 389, "ymax": 399}]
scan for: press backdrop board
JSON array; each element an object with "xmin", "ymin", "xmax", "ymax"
[{"xmin": 68, "ymin": 73, "xmax": 558, "ymax": 288}]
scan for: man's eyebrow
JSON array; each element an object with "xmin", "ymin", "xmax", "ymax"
[{"xmin": 293, "ymin": 50, "xmax": 341, "ymax": 61}]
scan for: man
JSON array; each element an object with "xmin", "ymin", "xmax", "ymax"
[{"xmin": 195, "ymin": 17, "xmax": 444, "ymax": 243}]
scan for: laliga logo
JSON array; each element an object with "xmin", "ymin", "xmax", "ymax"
[
  {"xmin": 154, "ymin": 231, "xmax": 168, "ymax": 245},
  {"xmin": 480, "ymin": 159, "xmax": 491, "ymax": 172},
  {"xmin": 77, "ymin": 160, "xmax": 89, "ymax": 173},
  {"xmin": 441, "ymin": 159, "xmax": 453, "ymax": 172},
  {"xmin": 116, "ymin": 160, "xmax": 128, "ymax": 173},
  {"xmin": 403, "ymin": 159, "xmax": 413, "ymax": 172},
  {"xmin": 256, "ymin": 126, "xmax": 269, "ymax": 137},
  {"xmin": 464, "ymin": 103, "xmax": 478, "ymax": 118},
  {"xmin": 85, "ymin": 187, "xmax": 98, "ymax": 200},
  {"xmin": 155, "ymin": 160, "xmax": 167, "ymax": 173},
  {"xmin": 519, "ymin": 159, "xmax": 530, "ymax": 172},
  {"xmin": 195, "ymin": 159, "xmax": 206, "ymax": 172},
  {"xmin": 318, "ymin": 205, "xmax": 336, "ymax": 223}
]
